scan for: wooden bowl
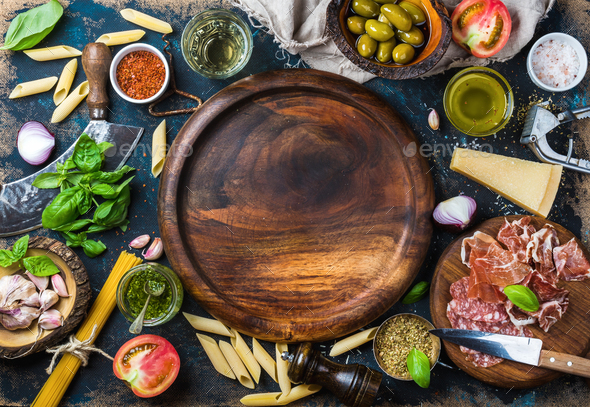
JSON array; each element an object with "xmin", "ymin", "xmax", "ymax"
[
  {"xmin": 326, "ymin": 0, "xmax": 452, "ymax": 80},
  {"xmin": 0, "ymin": 236, "xmax": 90, "ymax": 359}
]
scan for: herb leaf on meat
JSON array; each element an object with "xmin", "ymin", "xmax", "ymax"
[{"xmin": 504, "ymin": 285, "xmax": 540, "ymax": 312}]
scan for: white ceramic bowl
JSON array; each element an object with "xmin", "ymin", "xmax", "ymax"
[
  {"xmin": 110, "ymin": 43, "xmax": 170, "ymax": 104},
  {"xmin": 527, "ymin": 32, "xmax": 588, "ymax": 92}
]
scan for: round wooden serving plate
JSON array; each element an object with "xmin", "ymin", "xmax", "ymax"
[
  {"xmin": 0, "ymin": 236, "xmax": 90, "ymax": 358},
  {"xmin": 430, "ymin": 216, "xmax": 590, "ymax": 388},
  {"xmin": 159, "ymin": 69, "xmax": 434, "ymax": 342}
]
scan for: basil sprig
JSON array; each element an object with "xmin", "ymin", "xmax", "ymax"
[
  {"xmin": 0, "ymin": 0, "xmax": 63, "ymax": 51},
  {"xmin": 407, "ymin": 348, "xmax": 430, "ymax": 388},
  {"xmin": 23, "ymin": 255, "xmax": 61, "ymax": 277},
  {"xmin": 0, "ymin": 235, "xmax": 29, "ymax": 267},
  {"xmin": 401, "ymin": 281, "xmax": 430, "ymax": 304},
  {"xmin": 504, "ymin": 285, "xmax": 540, "ymax": 312},
  {"xmin": 33, "ymin": 133, "xmax": 136, "ymax": 258}
]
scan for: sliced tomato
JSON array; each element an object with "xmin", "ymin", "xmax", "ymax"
[
  {"xmin": 451, "ymin": 0, "xmax": 512, "ymax": 58},
  {"xmin": 113, "ymin": 334, "xmax": 180, "ymax": 398}
]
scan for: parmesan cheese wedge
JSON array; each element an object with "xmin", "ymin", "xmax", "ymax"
[{"xmin": 450, "ymin": 148, "xmax": 562, "ymax": 218}]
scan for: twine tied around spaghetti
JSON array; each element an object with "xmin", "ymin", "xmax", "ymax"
[{"xmin": 45, "ymin": 324, "xmax": 113, "ymax": 374}]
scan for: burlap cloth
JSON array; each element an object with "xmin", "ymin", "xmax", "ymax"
[{"xmin": 230, "ymin": 0, "xmax": 555, "ymax": 83}]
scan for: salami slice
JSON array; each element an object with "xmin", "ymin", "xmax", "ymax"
[{"xmin": 449, "ymin": 277, "xmax": 508, "ymax": 323}]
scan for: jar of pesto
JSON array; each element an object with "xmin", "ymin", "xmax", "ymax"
[{"xmin": 116, "ymin": 263, "xmax": 184, "ymax": 327}]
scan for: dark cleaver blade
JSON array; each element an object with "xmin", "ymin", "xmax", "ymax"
[
  {"xmin": 430, "ymin": 329, "xmax": 543, "ymax": 366},
  {"xmin": 0, "ymin": 120, "xmax": 143, "ymax": 237}
]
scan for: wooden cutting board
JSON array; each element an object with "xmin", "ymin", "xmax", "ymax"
[
  {"xmin": 158, "ymin": 69, "xmax": 434, "ymax": 342},
  {"xmin": 430, "ymin": 215, "xmax": 590, "ymax": 388}
]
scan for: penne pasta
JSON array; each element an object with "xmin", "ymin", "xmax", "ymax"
[
  {"xmin": 51, "ymin": 81, "xmax": 89, "ymax": 123},
  {"xmin": 9, "ymin": 76, "xmax": 57, "ymax": 99},
  {"xmin": 120, "ymin": 9, "xmax": 173, "ymax": 34},
  {"xmin": 239, "ymin": 384, "xmax": 322, "ymax": 406},
  {"xmin": 151, "ymin": 119, "xmax": 167, "ymax": 178},
  {"xmin": 219, "ymin": 340, "xmax": 255, "ymax": 389},
  {"xmin": 275, "ymin": 343, "xmax": 291, "ymax": 397},
  {"xmin": 231, "ymin": 328, "xmax": 261, "ymax": 384},
  {"xmin": 196, "ymin": 334, "xmax": 236, "ymax": 380},
  {"xmin": 24, "ymin": 46, "xmax": 82, "ymax": 61},
  {"xmin": 96, "ymin": 29, "xmax": 146, "ymax": 46},
  {"xmin": 54, "ymin": 59, "xmax": 77, "ymax": 106},
  {"xmin": 328, "ymin": 327, "xmax": 378, "ymax": 357},
  {"xmin": 252, "ymin": 338, "xmax": 278, "ymax": 383},
  {"xmin": 183, "ymin": 312, "xmax": 234, "ymax": 337}
]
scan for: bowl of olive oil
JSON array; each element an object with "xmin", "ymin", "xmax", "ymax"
[
  {"xmin": 443, "ymin": 67, "xmax": 514, "ymax": 137},
  {"xmin": 181, "ymin": 9, "xmax": 252, "ymax": 79}
]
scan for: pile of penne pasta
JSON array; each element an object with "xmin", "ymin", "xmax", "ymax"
[
  {"xmin": 8, "ymin": 8, "xmax": 173, "ymax": 123},
  {"xmin": 183, "ymin": 312, "xmax": 379, "ymax": 406}
]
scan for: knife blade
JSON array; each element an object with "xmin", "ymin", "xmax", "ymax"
[
  {"xmin": 0, "ymin": 43, "xmax": 144, "ymax": 237},
  {"xmin": 430, "ymin": 329, "xmax": 590, "ymax": 378}
]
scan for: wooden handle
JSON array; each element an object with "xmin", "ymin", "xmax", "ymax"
[
  {"xmin": 81, "ymin": 43, "xmax": 112, "ymax": 121},
  {"xmin": 539, "ymin": 350, "xmax": 590, "ymax": 378}
]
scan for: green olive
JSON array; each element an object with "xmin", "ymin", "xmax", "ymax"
[
  {"xmin": 352, "ymin": 0, "xmax": 380, "ymax": 18},
  {"xmin": 347, "ymin": 16, "xmax": 368, "ymax": 35},
  {"xmin": 373, "ymin": 0, "xmax": 394, "ymax": 3},
  {"xmin": 380, "ymin": 4, "xmax": 412, "ymax": 32},
  {"xmin": 395, "ymin": 26, "xmax": 425, "ymax": 46},
  {"xmin": 357, "ymin": 34, "xmax": 378, "ymax": 58},
  {"xmin": 399, "ymin": 1, "xmax": 426, "ymax": 25},
  {"xmin": 376, "ymin": 38, "xmax": 397, "ymax": 63},
  {"xmin": 377, "ymin": 13, "xmax": 393, "ymax": 28},
  {"xmin": 365, "ymin": 19, "xmax": 395, "ymax": 42},
  {"xmin": 392, "ymin": 43, "xmax": 415, "ymax": 64}
]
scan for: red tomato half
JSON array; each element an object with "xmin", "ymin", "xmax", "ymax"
[
  {"xmin": 113, "ymin": 334, "xmax": 180, "ymax": 398},
  {"xmin": 451, "ymin": 0, "xmax": 512, "ymax": 58}
]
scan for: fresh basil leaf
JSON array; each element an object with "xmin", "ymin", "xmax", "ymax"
[
  {"xmin": 61, "ymin": 231, "xmax": 87, "ymax": 247},
  {"xmin": 42, "ymin": 186, "xmax": 84, "ymax": 229},
  {"xmin": 32, "ymin": 173, "xmax": 60, "ymax": 189},
  {"xmin": 60, "ymin": 179, "xmax": 72, "ymax": 192},
  {"xmin": 11, "ymin": 235, "xmax": 29, "ymax": 262},
  {"xmin": 92, "ymin": 176, "xmax": 135, "ymax": 200},
  {"xmin": 81, "ymin": 239, "xmax": 106, "ymax": 258},
  {"xmin": 85, "ymin": 165, "xmax": 134, "ymax": 184},
  {"xmin": 86, "ymin": 224, "xmax": 111, "ymax": 234},
  {"xmin": 407, "ymin": 348, "xmax": 430, "ymax": 388},
  {"xmin": 72, "ymin": 134, "xmax": 102, "ymax": 173},
  {"xmin": 93, "ymin": 185, "xmax": 131, "ymax": 226},
  {"xmin": 97, "ymin": 141, "xmax": 114, "ymax": 154},
  {"xmin": 0, "ymin": 250, "xmax": 16, "ymax": 268},
  {"xmin": 401, "ymin": 281, "xmax": 430, "ymax": 304},
  {"xmin": 76, "ymin": 188, "xmax": 93, "ymax": 215},
  {"xmin": 118, "ymin": 219, "xmax": 130, "ymax": 232},
  {"xmin": 0, "ymin": 0, "xmax": 63, "ymax": 51},
  {"xmin": 504, "ymin": 285, "xmax": 540, "ymax": 312},
  {"xmin": 22, "ymin": 255, "xmax": 61, "ymax": 277},
  {"xmin": 52, "ymin": 219, "xmax": 93, "ymax": 232},
  {"xmin": 65, "ymin": 171, "xmax": 84, "ymax": 186}
]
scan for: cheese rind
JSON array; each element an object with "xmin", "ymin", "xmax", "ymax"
[{"xmin": 450, "ymin": 148, "xmax": 562, "ymax": 218}]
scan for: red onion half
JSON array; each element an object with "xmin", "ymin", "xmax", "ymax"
[
  {"xmin": 17, "ymin": 121, "xmax": 55, "ymax": 165},
  {"xmin": 432, "ymin": 195, "xmax": 477, "ymax": 233}
]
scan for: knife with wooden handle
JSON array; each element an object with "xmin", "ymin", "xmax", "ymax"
[{"xmin": 430, "ymin": 329, "xmax": 590, "ymax": 378}]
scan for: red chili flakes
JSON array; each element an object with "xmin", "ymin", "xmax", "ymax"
[{"xmin": 116, "ymin": 51, "xmax": 165, "ymax": 100}]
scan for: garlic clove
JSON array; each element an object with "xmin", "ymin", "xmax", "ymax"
[
  {"xmin": 21, "ymin": 292, "xmax": 41, "ymax": 308},
  {"xmin": 25, "ymin": 271, "xmax": 49, "ymax": 292},
  {"xmin": 38, "ymin": 309, "xmax": 64, "ymax": 330},
  {"xmin": 129, "ymin": 234, "xmax": 151, "ymax": 249},
  {"xmin": 428, "ymin": 108, "xmax": 440, "ymax": 130},
  {"xmin": 51, "ymin": 274, "xmax": 70, "ymax": 298},
  {"xmin": 39, "ymin": 289, "xmax": 59, "ymax": 312},
  {"xmin": 142, "ymin": 237, "xmax": 163, "ymax": 260}
]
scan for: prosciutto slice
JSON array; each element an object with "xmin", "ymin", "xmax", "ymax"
[
  {"xmin": 526, "ymin": 225, "xmax": 559, "ymax": 282},
  {"xmin": 472, "ymin": 243, "xmax": 531, "ymax": 287},
  {"xmin": 497, "ymin": 216, "xmax": 536, "ymax": 262},
  {"xmin": 461, "ymin": 232, "xmax": 499, "ymax": 267},
  {"xmin": 467, "ymin": 262, "xmax": 507, "ymax": 303},
  {"xmin": 554, "ymin": 238, "xmax": 590, "ymax": 281}
]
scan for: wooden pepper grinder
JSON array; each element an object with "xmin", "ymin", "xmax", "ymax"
[
  {"xmin": 281, "ymin": 342, "xmax": 382, "ymax": 407},
  {"xmin": 81, "ymin": 42, "xmax": 112, "ymax": 121}
]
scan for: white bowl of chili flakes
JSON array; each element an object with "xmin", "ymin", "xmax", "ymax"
[{"xmin": 110, "ymin": 43, "xmax": 170, "ymax": 104}]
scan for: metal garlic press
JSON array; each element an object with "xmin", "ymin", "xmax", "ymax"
[{"xmin": 520, "ymin": 104, "xmax": 590, "ymax": 173}]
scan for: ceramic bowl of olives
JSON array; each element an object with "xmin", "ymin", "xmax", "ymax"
[{"xmin": 326, "ymin": 0, "xmax": 452, "ymax": 80}]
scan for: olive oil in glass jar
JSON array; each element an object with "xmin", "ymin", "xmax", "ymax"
[{"xmin": 181, "ymin": 9, "xmax": 252, "ymax": 79}]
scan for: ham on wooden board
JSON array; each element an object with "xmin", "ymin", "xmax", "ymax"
[{"xmin": 446, "ymin": 216, "xmax": 588, "ymax": 368}]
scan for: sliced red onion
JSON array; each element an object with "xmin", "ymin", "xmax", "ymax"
[
  {"xmin": 17, "ymin": 121, "xmax": 55, "ymax": 165},
  {"xmin": 433, "ymin": 195, "xmax": 477, "ymax": 233}
]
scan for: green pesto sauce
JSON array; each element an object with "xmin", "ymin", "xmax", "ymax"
[
  {"xmin": 125, "ymin": 268, "xmax": 172, "ymax": 320},
  {"xmin": 447, "ymin": 72, "xmax": 508, "ymax": 134}
]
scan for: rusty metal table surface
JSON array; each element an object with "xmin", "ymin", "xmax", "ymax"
[{"xmin": 1, "ymin": 0, "xmax": 590, "ymax": 406}]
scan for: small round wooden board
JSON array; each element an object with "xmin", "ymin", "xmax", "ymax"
[
  {"xmin": 159, "ymin": 69, "xmax": 434, "ymax": 342},
  {"xmin": 430, "ymin": 215, "xmax": 590, "ymax": 388},
  {"xmin": 0, "ymin": 236, "xmax": 90, "ymax": 358}
]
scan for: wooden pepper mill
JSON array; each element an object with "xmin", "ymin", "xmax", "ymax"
[{"xmin": 282, "ymin": 342, "xmax": 382, "ymax": 407}]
